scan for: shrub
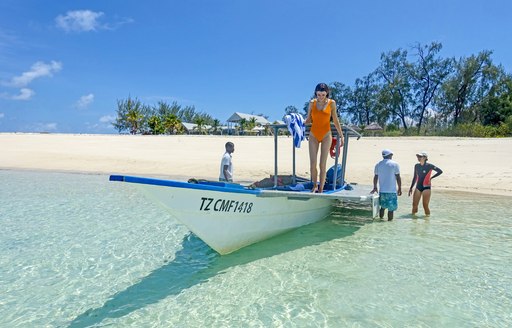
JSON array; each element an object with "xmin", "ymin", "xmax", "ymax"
[{"xmin": 438, "ymin": 123, "xmax": 510, "ymax": 137}]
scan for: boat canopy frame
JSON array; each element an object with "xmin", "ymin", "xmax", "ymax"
[{"xmin": 270, "ymin": 124, "xmax": 362, "ymax": 190}]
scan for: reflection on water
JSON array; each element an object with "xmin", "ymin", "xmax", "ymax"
[{"xmin": 69, "ymin": 205, "xmax": 368, "ymax": 327}]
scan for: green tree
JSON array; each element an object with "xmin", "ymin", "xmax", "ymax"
[
  {"xmin": 211, "ymin": 119, "xmax": 221, "ymax": 134},
  {"xmin": 113, "ymin": 97, "xmax": 146, "ymax": 134},
  {"xmin": 409, "ymin": 42, "xmax": 453, "ymax": 133},
  {"xmin": 194, "ymin": 116, "xmax": 207, "ymax": 134},
  {"xmin": 376, "ymin": 49, "xmax": 413, "ymax": 130},
  {"xmin": 238, "ymin": 118, "xmax": 247, "ymax": 135},
  {"xmin": 284, "ymin": 105, "xmax": 299, "ymax": 116},
  {"xmin": 248, "ymin": 117, "xmax": 257, "ymax": 131},
  {"xmin": 328, "ymin": 82, "xmax": 351, "ymax": 124},
  {"xmin": 480, "ymin": 75, "xmax": 512, "ymax": 127},
  {"xmin": 147, "ymin": 115, "xmax": 164, "ymax": 135},
  {"xmin": 162, "ymin": 113, "xmax": 182, "ymax": 134},
  {"xmin": 436, "ymin": 50, "xmax": 498, "ymax": 125},
  {"xmin": 347, "ymin": 74, "xmax": 380, "ymax": 126},
  {"xmin": 156, "ymin": 101, "xmax": 181, "ymax": 118}
]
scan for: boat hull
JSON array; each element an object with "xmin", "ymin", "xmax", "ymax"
[{"xmin": 138, "ymin": 183, "xmax": 334, "ymax": 254}]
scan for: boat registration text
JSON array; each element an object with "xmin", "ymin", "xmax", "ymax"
[{"xmin": 199, "ymin": 197, "xmax": 253, "ymax": 213}]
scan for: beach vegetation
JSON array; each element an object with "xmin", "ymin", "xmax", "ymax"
[
  {"xmin": 437, "ymin": 122, "xmax": 509, "ymax": 138},
  {"xmin": 284, "ymin": 105, "xmax": 299, "ymax": 115},
  {"xmin": 147, "ymin": 115, "xmax": 164, "ymax": 135},
  {"xmin": 238, "ymin": 118, "xmax": 248, "ymax": 135},
  {"xmin": 316, "ymin": 42, "xmax": 512, "ymax": 137},
  {"xmin": 113, "ymin": 97, "xmax": 148, "ymax": 134},
  {"xmin": 210, "ymin": 119, "xmax": 221, "ymax": 135},
  {"xmin": 193, "ymin": 117, "xmax": 208, "ymax": 135},
  {"xmin": 115, "ymin": 42, "xmax": 510, "ymax": 138},
  {"xmin": 162, "ymin": 113, "xmax": 182, "ymax": 134},
  {"xmin": 114, "ymin": 98, "xmax": 215, "ymax": 135}
]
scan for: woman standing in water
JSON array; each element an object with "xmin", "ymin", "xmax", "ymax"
[
  {"xmin": 408, "ymin": 151, "xmax": 443, "ymax": 216},
  {"xmin": 304, "ymin": 83, "xmax": 343, "ymax": 193}
]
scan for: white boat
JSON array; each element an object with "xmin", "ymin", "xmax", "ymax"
[{"xmin": 110, "ymin": 125, "xmax": 379, "ymax": 255}]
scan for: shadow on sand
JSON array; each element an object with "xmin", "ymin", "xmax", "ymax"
[{"xmin": 68, "ymin": 206, "xmax": 372, "ymax": 327}]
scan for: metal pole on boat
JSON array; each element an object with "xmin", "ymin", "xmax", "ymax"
[
  {"xmin": 333, "ymin": 130, "xmax": 339, "ymax": 190},
  {"xmin": 274, "ymin": 125, "xmax": 279, "ymax": 188},
  {"xmin": 292, "ymin": 141, "xmax": 296, "ymax": 185},
  {"xmin": 340, "ymin": 128, "xmax": 349, "ymax": 186}
]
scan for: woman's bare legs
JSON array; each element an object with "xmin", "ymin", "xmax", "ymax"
[
  {"xmin": 412, "ymin": 189, "xmax": 421, "ymax": 215},
  {"xmin": 422, "ymin": 189, "xmax": 432, "ymax": 215},
  {"xmin": 318, "ymin": 134, "xmax": 332, "ymax": 193},
  {"xmin": 309, "ymin": 136, "xmax": 320, "ymax": 192}
]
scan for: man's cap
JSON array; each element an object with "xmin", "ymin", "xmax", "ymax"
[
  {"xmin": 416, "ymin": 151, "xmax": 428, "ymax": 158},
  {"xmin": 382, "ymin": 149, "xmax": 393, "ymax": 157}
]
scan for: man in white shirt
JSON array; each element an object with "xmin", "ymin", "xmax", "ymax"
[
  {"xmin": 219, "ymin": 142, "xmax": 234, "ymax": 182},
  {"xmin": 371, "ymin": 149, "xmax": 402, "ymax": 220}
]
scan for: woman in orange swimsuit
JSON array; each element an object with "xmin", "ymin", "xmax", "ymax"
[{"xmin": 305, "ymin": 83, "xmax": 343, "ymax": 193}]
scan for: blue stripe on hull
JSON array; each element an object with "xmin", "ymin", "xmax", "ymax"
[{"xmin": 109, "ymin": 175, "xmax": 261, "ymax": 195}]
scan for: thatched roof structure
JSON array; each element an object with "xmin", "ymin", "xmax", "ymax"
[{"xmin": 364, "ymin": 122, "xmax": 383, "ymax": 131}]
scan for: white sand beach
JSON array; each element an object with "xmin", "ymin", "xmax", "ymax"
[{"xmin": 1, "ymin": 133, "xmax": 511, "ymax": 196}]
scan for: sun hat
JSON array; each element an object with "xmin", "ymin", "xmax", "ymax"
[
  {"xmin": 416, "ymin": 151, "xmax": 428, "ymax": 158},
  {"xmin": 382, "ymin": 149, "xmax": 393, "ymax": 157}
]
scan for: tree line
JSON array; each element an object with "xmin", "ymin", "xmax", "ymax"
[
  {"xmin": 286, "ymin": 42, "xmax": 512, "ymax": 137},
  {"xmin": 113, "ymin": 98, "xmax": 272, "ymax": 135},
  {"xmin": 113, "ymin": 98, "xmax": 220, "ymax": 135},
  {"xmin": 114, "ymin": 41, "xmax": 512, "ymax": 137}
]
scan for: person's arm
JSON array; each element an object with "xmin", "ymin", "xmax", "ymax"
[
  {"xmin": 408, "ymin": 166, "xmax": 417, "ymax": 196},
  {"xmin": 223, "ymin": 165, "xmax": 232, "ymax": 181},
  {"xmin": 396, "ymin": 174, "xmax": 402, "ymax": 196},
  {"xmin": 331, "ymin": 101, "xmax": 344, "ymax": 147},
  {"xmin": 304, "ymin": 101, "xmax": 313, "ymax": 125},
  {"xmin": 431, "ymin": 165, "xmax": 443, "ymax": 179},
  {"xmin": 371, "ymin": 174, "xmax": 378, "ymax": 193}
]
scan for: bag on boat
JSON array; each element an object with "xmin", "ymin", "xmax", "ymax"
[{"xmin": 326, "ymin": 164, "xmax": 343, "ymax": 186}]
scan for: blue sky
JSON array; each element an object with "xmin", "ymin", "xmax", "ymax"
[{"xmin": 1, "ymin": 0, "xmax": 511, "ymax": 133}]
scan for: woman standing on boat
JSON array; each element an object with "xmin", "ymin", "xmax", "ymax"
[
  {"xmin": 305, "ymin": 83, "xmax": 343, "ymax": 193},
  {"xmin": 408, "ymin": 151, "xmax": 443, "ymax": 216}
]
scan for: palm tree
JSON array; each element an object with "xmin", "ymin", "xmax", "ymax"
[
  {"xmin": 126, "ymin": 108, "xmax": 144, "ymax": 134},
  {"xmin": 113, "ymin": 97, "xmax": 146, "ymax": 134},
  {"xmin": 238, "ymin": 118, "xmax": 247, "ymax": 135},
  {"xmin": 147, "ymin": 115, "xmax": 164, "ymax": 135},
  {"xmin": 211, "ymin": 119, "xmax": 221, "ymax": 135},
  {"xmin": 248, "ymin": 117, "xmax": 257, "ymax": 131},
  {"xmin": 163, "ymin": 113, "xmax": 181, "ymax": 134},
  {"xmin": 194, "ymin": 117, "xmax": 207, "ymax": 135}
]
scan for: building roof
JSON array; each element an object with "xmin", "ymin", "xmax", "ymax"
[
  {"xmin": 364, "ymin": 122, "xmax": 383, "ymax": 131},
  {"xmin": 181, "ymin": 122, "xmax": 196, "ymax": 131},
  {"xmin": 227, "ymin": 112, "xmax": 270, "ymax": 125},
  {"xmin": 181, "ymin": 122, "xmax": 211, "ymax": 131}
]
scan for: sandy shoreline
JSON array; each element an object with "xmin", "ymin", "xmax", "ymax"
[{"xmin": 1, "ymin": 133, "xmax": 511, "ymax": 197}]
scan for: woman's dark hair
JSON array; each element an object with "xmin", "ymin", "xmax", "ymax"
[{"xmin": 314, "ymin": 83, "xmax": 330, "ymax": 98}]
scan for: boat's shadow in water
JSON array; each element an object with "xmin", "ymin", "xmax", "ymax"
[{"xmin": 68, "ymin": 206, "xmax": 371, "ymax": 327}]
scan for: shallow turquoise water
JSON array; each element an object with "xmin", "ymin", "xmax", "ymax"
[{"xmin": 1, "ymin": 170, "xmax": 511, "ymax": 327}]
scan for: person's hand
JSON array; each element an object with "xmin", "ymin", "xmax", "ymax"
[
  {"xmin": 408, "ymin": 188, "xmax": 413, "ymax": 197},
  {"xmin": 397, "ymin": 188, "xmax": 402, "ymax": 196},
  {"xmin": 370, "ymin": 187, "xmax": 377, "ymax": 194}
]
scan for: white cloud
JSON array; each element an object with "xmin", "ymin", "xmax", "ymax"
[
  {"xmin": 11, "ymin": 88, "xmax": 35, "ymax": 100},
  {"xmin": 84, "ymin": 115, "xmax": 116, "ymax": 133},
  {"xmin": 55, "ymin": 10, "xmax": 104, "ymax": 32},
  {"xmin": 33, "ymin": 122, "xmax": 58, "ymax": 132},
  {"xmin": 7, "ymin": 61, "xmax": 62, "ymax": 88},
  {"xmin": 99, "ymin": 115, "xmax": 115, "ymax": 123},
  {"xmin": 75, "ymin": 93, "xmax": 94, "ymax": 109}
]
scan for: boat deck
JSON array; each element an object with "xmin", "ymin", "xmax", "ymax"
[{"xmin": 258, "ymin": 183, "xmax": 376, "ymax": 202}]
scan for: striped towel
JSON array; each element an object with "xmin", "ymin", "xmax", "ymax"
[{"xmin": 284, "ymin": 113, "xmax": 305, "ymax": 148}]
